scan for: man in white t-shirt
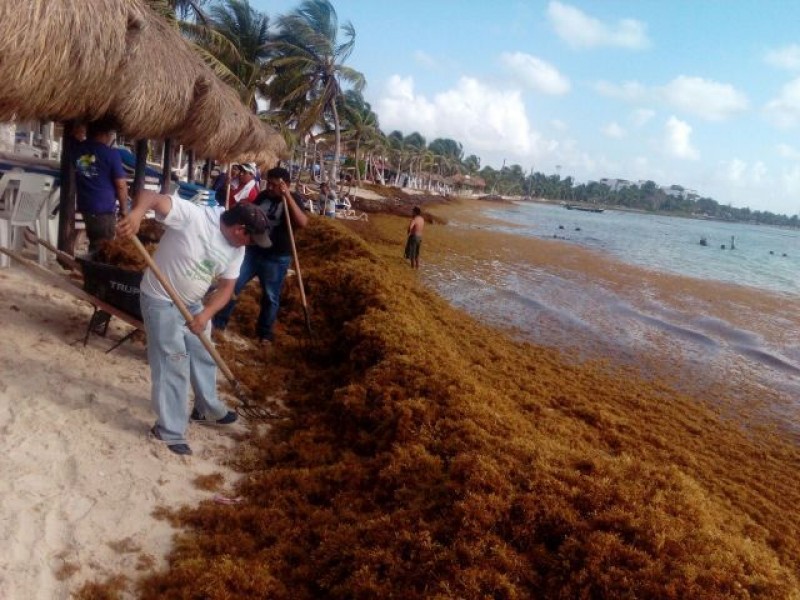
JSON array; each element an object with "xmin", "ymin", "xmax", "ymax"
[{"xmin": 117, "ymin": 191, "xmax": 270, "ymax": 456}]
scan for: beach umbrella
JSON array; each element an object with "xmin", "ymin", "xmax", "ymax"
[
  {"xmin": 109, "ymin": 6, "xmax": 202, "ymax": 140},
  {"xmin": 186, "ymin": 82, "xmax": 251, "ymax": 161},
  {"xmin": 169, "ymin": 75, "xmax": 226, "ymax": 151},
  {"xmin": 0, "ymin": 0, "xmax": 130, "ymax": 122},
  {"xmin": 0, "ymin": 0, "xmax": 285, "ymax": 163}
]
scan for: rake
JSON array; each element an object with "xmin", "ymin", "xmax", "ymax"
[{"xmin": 129, "ymin": 235, "xmax": 282, "ymax": 420}]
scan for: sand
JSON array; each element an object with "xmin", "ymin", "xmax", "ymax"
[
  {"xmin": 1, "ymin": 198, "xmax": 799, "ymax": 597},
  {"xmin": 0, "ymin": 263, "xmax": 243, "ymax": 599}
]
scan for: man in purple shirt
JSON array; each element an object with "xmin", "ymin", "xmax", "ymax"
[{"xmin": 75, "ymin": 118, "xmax": 128, "ymax": 254}]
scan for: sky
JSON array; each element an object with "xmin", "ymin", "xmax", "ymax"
[{"xmin": 252, "ymin": 0, "xmax": 800, "ymax": 216}]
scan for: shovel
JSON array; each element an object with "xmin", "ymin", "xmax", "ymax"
[{"xmin": 128, "ymin": 234, "xmax": 280, "ymax": 420}]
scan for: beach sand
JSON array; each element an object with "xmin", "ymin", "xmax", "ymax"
[
  {"xmin": 1, "ymin": 198, "xmax": 799, "ymax": 597},
  {"xmin": 0, "ymin": 264, "xmax": 243, "ymax": 599}
]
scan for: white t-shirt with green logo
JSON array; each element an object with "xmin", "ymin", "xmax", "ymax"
[{"xmin": 140, "ymin": 194, "xmax": 244, "ymax": 306}]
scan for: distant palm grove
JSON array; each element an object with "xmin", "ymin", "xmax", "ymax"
[{"xmin": 161, "ymin": 0, "xmax": 798, "ymax": 229}]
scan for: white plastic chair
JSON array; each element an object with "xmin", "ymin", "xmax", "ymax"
[
  {"xmin": 0, "ymin": 173, "xmax": 55, "ymax": 267},
  {"xmin": 0, "ymin": 171, "xmax": 24, "ymax": 215},
  {"xmin": 42, "ymin": 185, "xmax": 61, "ymax": 250}
]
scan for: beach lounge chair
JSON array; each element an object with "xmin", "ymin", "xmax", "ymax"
[
  {"xmin": 115, "ymin": 146, "xmax": 162, "ymax": 184},
  {"xmin": 0, "ymin": 173, "xmax": 55, "ymax": 266}
]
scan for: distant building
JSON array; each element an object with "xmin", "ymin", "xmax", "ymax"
[{"xmin": 598, "ymin": 178, "xmax": 632, "ymax": 191}]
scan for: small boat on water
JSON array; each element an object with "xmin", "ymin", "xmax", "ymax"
[{"xmin": 564, "ymin": 203, "xmax": 604, "ymax": 213}]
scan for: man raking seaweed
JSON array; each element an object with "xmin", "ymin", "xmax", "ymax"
[{"xmin": 117, "ymin": 189, "xmax": 273, "ymax": 456}]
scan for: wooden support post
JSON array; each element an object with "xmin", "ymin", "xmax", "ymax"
[
  {"xmin": 203, "ymin": 158, "xmax": 211, "ymax": 187},
  {"xmin": 57, "ymin": 120, "xmax": 77, "ymax": 259},
  {"xmin": 187, "ymin": 150, "xmax": 195, "ymax": 185},
  {"xmin": 132, "ymin": 139, "xmax": 148, "ymax": 197},
  {"xmin": 161, "ymin": 138, "xmax": 172, "ymax": 194}
]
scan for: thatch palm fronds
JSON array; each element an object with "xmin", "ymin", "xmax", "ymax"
[
  {"xmin": 259, "ymin": 109, "xmax": 302, "ymax": 155},
  {"xmin": 0, "ymin": 0, "xmax": 284, "ymax": 164},
  {"xmin": 0, "ymin": 0, "xmax": 133, "ymax": 122},
  {"xmin": 204, "ymin": 0, "xmax": 271, "ymax": 111},
  {"xmin": 265, "ymin": 0, "xmax": 365, "ymax": 182},
  {"xmin": 112, "ymin": 8, "xmax": 205, "ymax": 139}
]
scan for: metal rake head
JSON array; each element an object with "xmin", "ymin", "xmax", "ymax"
[{"xmin": 232, "ymin": 382, "xmax": 287, "ymax": 421}]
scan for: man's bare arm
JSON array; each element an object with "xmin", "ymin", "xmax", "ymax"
[
  {"xmin": 116, "ymin": 190, "xmax": 172, "ymax": 238},
  {"xmin": 114, "ymin": 179, "xmax": 129, "ymax": 216}
]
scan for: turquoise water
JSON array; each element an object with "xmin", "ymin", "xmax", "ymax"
[
  {"xmin": 480, "ymin": 202, "xmax": 800, "ymax": 296},
  {"xmin": 429, "ymin": 201, "xmax": 800, "ymax": 397}
]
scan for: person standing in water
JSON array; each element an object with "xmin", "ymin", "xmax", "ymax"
[{"xmin": 404, "ymin": 206, "xmax": 425, "ymax": 269}]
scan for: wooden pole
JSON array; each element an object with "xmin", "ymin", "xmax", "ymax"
[
  {"xmin": 132, "ymin": 139, "xmax": 148, "ymax": 197},
  {"xmin": 187, "ymin": 150, "xmax": 195, "ymax": 185},
  {"xmin": 161, "ymin": 138, "xmax": 172, "ymax": 194},
  {"xmin": 203, "ymin": 158, "xmax": 211, "ymax": 187},
  {"xmin": 224, "ymin": 163, "xmax": 232, "ymax": 208},
  {"xmin": 176, "ymin": 144, "xmax": 183, "ymax": 181},
  {"xmin": 57, "ymin": 120, "xmax": 77, "ymax": 258}
]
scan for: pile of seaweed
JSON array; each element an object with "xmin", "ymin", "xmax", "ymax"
[
  {"xmin": 86, "ymin": 217, "xmax": 800, "ymax": 598},
  {"xmin": 92, "ymin": 219, "xmax": 164, "ymax": 271}
]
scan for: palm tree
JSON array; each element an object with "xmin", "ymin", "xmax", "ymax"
[
  {"xmin": 266, "ymin": 0, "xmax": 365, "ymax": 183},
  {"xmin": 403, "ymin": 132, "xmax": 426, "ymax": 189},
  {"xmin": 204, "ymin": 0, "xmax": 271, "ymax": 110},
  {"xmin": 144, "ymin": 0, "xmax": 260, "ymax": 102},
  {"xmin": 339, "ymin": 90, "xmax": 379, "ymax": 187}
]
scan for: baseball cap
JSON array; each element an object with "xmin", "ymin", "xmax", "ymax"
[
  {"xmin": 225, "ymin": 202, "xmax": 271, "ymax": 248},
  {"xmin": 238, "ymin": 162, "xmax": 257, "ymax": 176}
]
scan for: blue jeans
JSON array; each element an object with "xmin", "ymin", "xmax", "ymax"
[
  {"xmin": 141, "ymin": 294, "xmax": 229, "ymax": 445},
  {"xmin": 213, "ymin": 252, "xmax": 292, "ymax": 341}
]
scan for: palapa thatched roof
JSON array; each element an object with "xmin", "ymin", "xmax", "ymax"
[
  {"xmin": 0, "ymin": 0, "xmax": 130, "ymax": 122},
  {"xmin": 111, "ymin": 5, "xmax": 202, "ymax": 139},
  {"xmin": 451, "ymin": 173, "xmax": 486, "ymax": 188},
  {"xmin": 0, "ymin": 0, "xmax": 285, "ymax": 164}
]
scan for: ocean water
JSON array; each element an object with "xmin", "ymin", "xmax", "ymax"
[
  {"xmin": 427, "ymin": 201, "xmax": 800, "ymax": 399},
  {"xmin": 478, "ymin": 202, "xmax": 800, "ymax": 296}
]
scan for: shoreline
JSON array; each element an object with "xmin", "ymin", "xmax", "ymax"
[
  {"xmin": 419, "ymin": 199, "xmax": 800, "ymax": 426},
  {"xmin": 1, "ymin": 203, "xmax": 799, "ymax": 596}
]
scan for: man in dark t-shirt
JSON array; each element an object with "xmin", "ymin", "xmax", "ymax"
[
  {"xmin": 75, "ymin": 118, "xmax": 128, "ymax": 254},
  {"xmin": 213, "ymin": 167, "xmax": 308, "ymax": 345}
]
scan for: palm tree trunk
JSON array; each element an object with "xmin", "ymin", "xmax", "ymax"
[
  {"xmin": 354, "ymin": 136, "xmax": 362, "ymax": 187},
  {"xmin": 331, "ymin": 98, "xmax": 341, "ymax": 184}
]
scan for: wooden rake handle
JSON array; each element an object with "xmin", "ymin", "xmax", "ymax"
[
  {"xmin": 128, "ymin": 235, "xmax": 238, "ymax": 386},
  {"xmin": 283, "ymin": 196, "xmax": 312, "ymax": 333}
]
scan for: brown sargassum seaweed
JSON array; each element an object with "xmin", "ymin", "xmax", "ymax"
[{"xmin": 82, "ymin": 216, "xmax": 800, "ymax": 599}]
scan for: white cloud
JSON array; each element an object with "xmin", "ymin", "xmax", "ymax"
[
  {"xmin": 717, "ymin": 159, "xmax": 767, "ymax": 189},
  {"xmin": 547, "ymin": 1, "xmax": 649, "ymax": 50},
  {"xmin": 594, "ymin": 80, "xmax": 648, "ymax": 102},
  {"xmin": 764, "ymin": 77, "xmax": 800, "ymax": 128},
  {"xmin": 376, "ymin": 75, "xmax": 551, "ymax": 158},
  {"xmin": 601, "ymin": 122, "xmax": 625, "ymax": 138},
  {"xmin": 777, "ymin": 143, "xmax": 800, "ymax": 160},
  {"xmin": 661, "ymin": 76, "xmax": 748, "ymax": 121},
  {"xmin": 781, "ymin": 165, "xmax": 800, "ymax": 199},
  {"xmin": 764, "ymin": 44, "xmax": 800, "ymax": 70},
  {"xmin": 500, "ymin": 52, "xmax": 570, "ymax": 95},
  {"xmin": 725, "ymin": 158, "xmax": 747, "ymax": 184},
  {"xmin": 664, "ymin": 116, "xmax": 699, "ymax": 160},
  {"xmin": 413, "ymin": 50, "xmax": 438, "ymax": 70},
  {"xmin": 550, "ymin": 119, "xmax": 568, "ymax": 131},
  {"xmin": 630, "ymin": 108, "xmax": 655, "ymax": 126}
]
